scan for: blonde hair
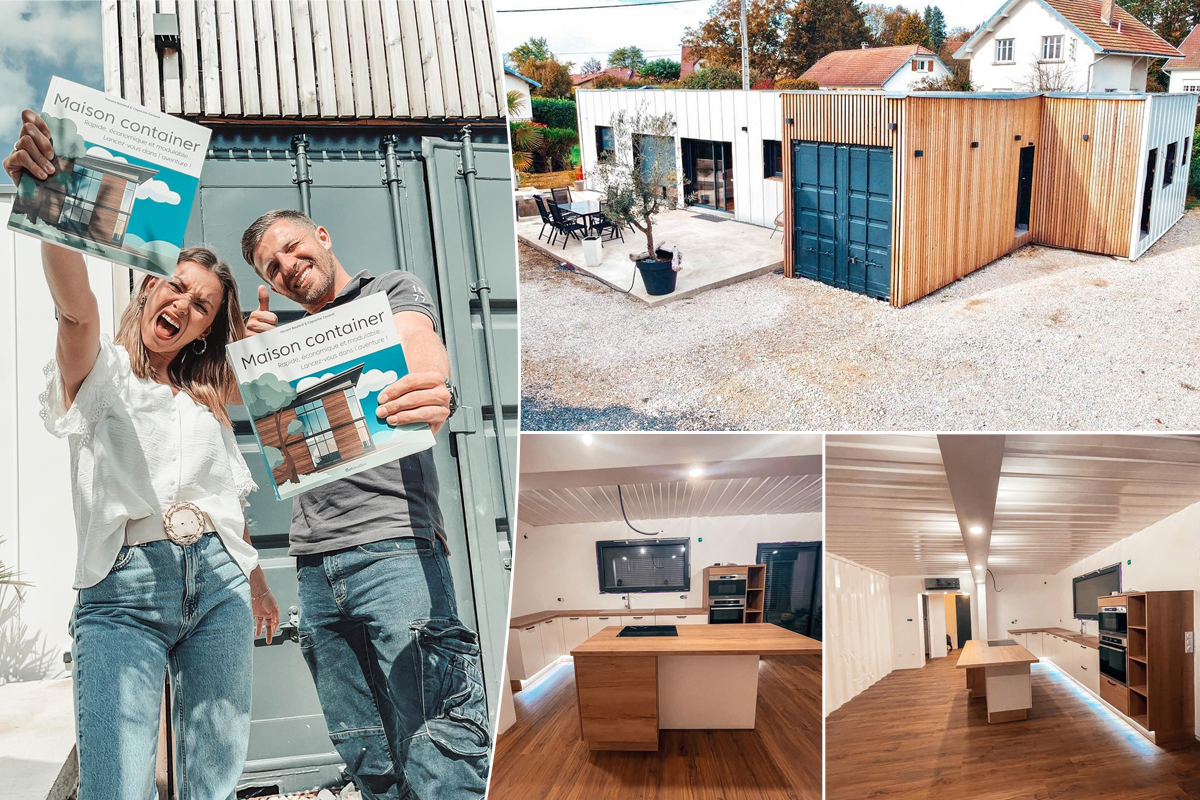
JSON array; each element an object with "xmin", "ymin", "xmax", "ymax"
[{"xmin": 116, "ymin": 247, "xmax": 246, "ymax": 427}]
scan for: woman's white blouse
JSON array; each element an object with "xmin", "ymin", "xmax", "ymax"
[{"xmin": 41, "ymin": 336, "xmax": 259, "ymax": 589}]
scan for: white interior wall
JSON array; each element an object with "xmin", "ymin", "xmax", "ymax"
[
  {"xmin": 576, "ymin": 89, "xmax": 784, "ymax": 228},
  {"xmin": 889, "ymin": 577, "xmax": 928, "ymax": 670},
  {"xmin": 0, "ymin": 191, "xmax": 118, "ymax": 681},
  {"xmin": 987, "ymin": 573, "xmax": 1061, "ymax": 635},
  {"xmin": 1130, "ymin": 93, "xmax": 1198, "ymax": 259},
  {"xmin": 496, "ymin": 663, "xmax": 517, "ymax": 736},
  {"xmin": 511, "ymin": 512, "xmax": 822, "ymax": 617},
  {"xmin": 927, "ymin": 593, "xmax": 949, "ymax": 658},
  {"xmin": 825, "ymin": 554, "xmax": 891, "ymax": 715}
]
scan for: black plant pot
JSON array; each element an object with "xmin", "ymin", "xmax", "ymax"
[{"xmin": 635, "ymin": 249, "xmax": 677, "ymax": 296}]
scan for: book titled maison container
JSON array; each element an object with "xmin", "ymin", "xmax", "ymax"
[
  {"xmin": 6, "ymin": 76, "xmax": 210, "ymax": 277},
  {"xmin": 226, "ymin": 292, "xmax": 435, "ymax": 500}
]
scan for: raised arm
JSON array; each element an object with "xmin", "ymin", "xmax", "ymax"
[
  {"xmin": 374, "ymin": 311, "xmax": 452, "ymax": 435},
  {"xmin": 3, "ymin": 110, "xmax": 100, "ymax": 408}
]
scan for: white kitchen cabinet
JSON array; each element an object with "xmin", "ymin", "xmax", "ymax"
[
  {"xmin": 1028, "ymin": 631, "xmax": 1042, "ymax": 658},
  {"xmin": 587, "ymin": 615, "xmax": 621, "ymax": 637},
  {"xmin": 1012, "ymin": 632, "xmax": 1027, "ymax": 650},
  {"xmin": 1082, "ymin": 645, "xmax": 1100, "ymax": 695},
  {"xmin": 623, "ymin": 614, "xmax": 652, "ymax": 626},
  {"xmin": 561, "ymin": 616, "xmax": 591, "ymax": 652},
  {"xmin": 539, "ymin": 618, "xmax": 565, "ymax": 664},
  {"xmin": 656, "ymin": 614, "xmax": 708, "ymax": 625},
  {"xmin": 514, "ymin": 623, "xmax": 545, "ymax": 680}
]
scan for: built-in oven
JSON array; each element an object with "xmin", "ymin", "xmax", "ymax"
[
  {"xmin": 1099, "ymin": 605, "xmax": 1128, "ymax": 637},
  {"xmin": 1099, "ymin": 634, "xmax": 1127, "ymax": 686},
  {"xmin": 708, "ymin": 599, "xmax": 745, "ymax": 624},
  {"xmin": 708, "ymin": 575, "xmax": 747, "ymax": 599}
]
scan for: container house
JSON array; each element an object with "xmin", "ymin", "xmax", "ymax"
[
  {"xmin": 576, "ymin": 89, "xmax": 784, "ymax": 229},
  {"xmin": 781, "ymin": 91, "xmax": 1198, "ymax": 306}
]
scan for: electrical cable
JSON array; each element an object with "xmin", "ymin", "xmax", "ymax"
[
  {"xmin": 987, "ymin": 568, "xmax": 1002, "ymax": 592},
  {"xmin": 618, "ymin": 484, "xmax": 661, "ymax": 536},
  {"xmin": 498, "ymin": 0, "xmax": 704, "ymax": 12}
]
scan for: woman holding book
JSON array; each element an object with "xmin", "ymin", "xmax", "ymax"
[{"xmin": 4, "ymin": 110, "xmax": 278, "ymax": 800}]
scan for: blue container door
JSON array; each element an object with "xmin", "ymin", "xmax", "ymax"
[{"xmin": 792, "ymin": 141, "xmax": 892, "ymax": 301}]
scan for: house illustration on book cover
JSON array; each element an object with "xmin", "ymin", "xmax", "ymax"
[
  {"xmin": 252, "ymin": 364, "xmax": 377, "ymax": 486},
  {"xmin": 13, "ymin": 153, "xmax": 158, "ymax": 248}
]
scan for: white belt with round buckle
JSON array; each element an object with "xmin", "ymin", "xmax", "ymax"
[{"xmin": 162, "ymin": 501, "xmax": 207, "ymax": 546}]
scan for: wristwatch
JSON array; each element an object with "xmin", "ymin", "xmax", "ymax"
[{"xmin": 444, "ymin": 377, "xmax": 459, "ymax": 418}]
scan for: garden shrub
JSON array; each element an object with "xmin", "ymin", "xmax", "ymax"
[{"xmin": 531, "ymin": 97, "xmax": 577, "ymax": 131}]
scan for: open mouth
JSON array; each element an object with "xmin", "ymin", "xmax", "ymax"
[
  {"xmin": 154, "ymin": 311, "xmax": 181, "ymax": 340},
  {"xmin": 291, "ymin": 263, "xmax": 313, "ymax": 293}
]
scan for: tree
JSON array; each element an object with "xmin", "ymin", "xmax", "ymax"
[
  {"xmin": 509, "ymin": 37, "xmax": 552, "ymax": 68},
  {"xmin": 1020, "ymin": 57, "xmax": 1082, "ymax": 91},
  {"xmin": 923, "ymin": 5, "xmax": 946, "ymax": 51},
  {"xmin": 509, "ymin": 120, "xmax": 543, "ymax": 172},
  {"xmin": 242, "ymin": 372, "xmax": 302, "ymax": 485},
  {"xmin": 776, "ymin": 76, "xmax": 820, "ymax": 89},
  {"xmin": 608, "ymin": 46, "xmax": 647, "ymax": 71},
  {"xmin": 894, "ymin": 12, "xmax": 929, "ymax": 46},
  {"xmin": 678, "ymin": 65, "xmax": 743, "ymax": 89},
  {"xmin": 580, "ymin": 57, "xmax": 603, "ymax": 75},
  {"xmin": 877, "ymin": 5, "xmax": 910, "ymax": 46},
  {"xmin": 798, "ymin": 0, "xmax": 872, "ymax": 69},
  {"xmin": 681, "ymin": 0, "xmax": 790, "ymax": 80},
  {"xmin": 640, "ymin": 58, "xmax": 682, "ymax": 82},
  {"xmin": 591, "ymin": 107, "xmax": 679, "ymax": 262},
  {"xmin": 522, "ymin": 59, "xmax": 573, "ymax": 98}
]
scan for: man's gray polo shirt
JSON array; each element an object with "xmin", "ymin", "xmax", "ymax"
[{"xmin": 288, "ymin": 269, "xmax": 445, "ymax": 556}]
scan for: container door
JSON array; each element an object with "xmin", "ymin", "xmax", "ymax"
[
  {"xmin": 792, "ymin": 141, "xmax": 838, "ymax": 286},
  {"xmin": 846, "ymin": 145, "xmax": 893, "ymax": 301}
]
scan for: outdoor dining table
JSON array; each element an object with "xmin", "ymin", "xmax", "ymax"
[{"xmin": 557, "ymin": 200, "xmax": 604, "ymax": 232}]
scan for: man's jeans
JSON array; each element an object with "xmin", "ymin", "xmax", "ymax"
[
  {"xmin": 296, "ymin": 536, "xmax": 490, "ymax": 799},
  {"xmin": 71, "ymin": 534, "xmax": 253, "ymax": 800}
]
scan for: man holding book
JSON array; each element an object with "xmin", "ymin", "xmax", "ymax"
[{"xmin": 240, "ymin": 210, "xmax": 489, "ymax": 799}]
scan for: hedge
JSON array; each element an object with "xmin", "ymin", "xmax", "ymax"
[{"xmin": 531, "ymin": 97, "xmax": 577, "ymax": 131}]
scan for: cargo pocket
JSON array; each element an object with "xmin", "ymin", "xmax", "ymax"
[{"xmin": 412, "ymin": 619, "xmax": 491, "ymax": 758}]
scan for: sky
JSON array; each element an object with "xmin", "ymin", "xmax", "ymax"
[
  {"xmin": 494, "ymin": 0, "xmax": 1004, "ymax": 68},
  {"xmin": 0, "ymin": 1, "xmax": 103, "ymax": 186}
]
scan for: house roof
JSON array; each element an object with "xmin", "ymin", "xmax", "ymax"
[
  {"xmin": 74, "ymin": 154, "xmax": 158, "ymax": 183},
  {"xmin": 504, "ymin": 65, "xmax": 541, "ymax": 88},
  {"xmin": 571, "ymin": 67, "xmax": 637, "ymax": 86},
  {"xmin": 681, "ymin": 45, "xmax": 702, "ymax": 77},
  {"xmin": 1165, "ymin": 26, "xmax": 1200, "ymax": 71},
  {"xmin": 954, "ymin": 0, "xmax": 1181, "ymax": 60},
  {"xmin": 802, "ymin": 45, "xmax": 945, "ymax": 88},
  {"xmin": 291, "ymin": 364, "xmax": 366, "ymax": 408}
]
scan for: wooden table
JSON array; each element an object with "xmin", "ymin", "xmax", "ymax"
[
  {"xmin": 570, "ymin": 623, "xmax": 821, "ymax": 751},
  {"xmin": 956, "ymin": 639, "xmax": 1040, "ymax": 723}
]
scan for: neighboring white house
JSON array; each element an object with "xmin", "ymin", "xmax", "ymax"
[
  {"xmin": 576, "ymin": 89, "xmax": 784, "ymax": 229},
  {"xmin": 1166, "ymin": 27, "xmax": 1200, "ymax": 93},
  {"xmin": 954, "ymin": 0, "xmax": 1181, "ymax": 92},
  {"xmin": 802, "ymin": 45, "xmax": 952, "ymax": 91},
  {"xmin": 505, "ymin": 65, "xmax": 541, "ymax": 120}
]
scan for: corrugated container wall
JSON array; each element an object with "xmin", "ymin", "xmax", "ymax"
[
  {"xmin": 824, "ymin": 555, "xmax": 892, "ymax": 716},
  {"xmin": 1132, "ymin": 93, "xmax": 1199, "ymax": 259}
]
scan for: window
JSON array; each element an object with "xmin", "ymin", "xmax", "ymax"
[
  {"xmin": 995, "ymin": 38, "xmax": 1014, "ymax": 63},
  {"xmin": 595, "ymin": 125, "xmax": 614, "ymax": 158},
  {"xmin": 1163, "ymin": 141, "xmax": 1177, "ymax": 187},
  {"xmin": 911, "ymin": 58, "xmax": 933, "ymax": 72},
  {"xmin": 762, "ymin": 139, "xmax": 782, "ymax": 179},
  {"xmin": 595, "ymin": 538, "xmax": 690, "ymax": 593},
  {"xmin": 294, "ymin": 400, "xmax": 340, "ymax": 465},
  {"xmin": 1041, "ymin": 35, "xmax": 1063, "ymax": 61},
  {"xmin": 1183, "ymin": 82, "xmax": 1200, "ymax": 93},
  {"xmin": 756, "ymin": 542, "xmax": 822, "ymax": 639}
]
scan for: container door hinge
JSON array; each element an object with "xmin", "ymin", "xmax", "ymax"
[{"xmin": 449, "ymin": 406, "xmax": 477, "ymax": 435}]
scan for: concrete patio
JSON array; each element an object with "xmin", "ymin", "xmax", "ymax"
[{"xmin": 516, "ymin": 203, "xmax": 783, "ymax": 306}]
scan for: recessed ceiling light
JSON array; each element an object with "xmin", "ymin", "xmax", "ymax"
[
  {"xmin": 969, "ymin": 525, "xmax": 983, "ymax": 534},
  {"xmin": 581, "ymin": 433, "xmax": 593, "ymax": 445},
  {"xmin": 688, "ymin": 467, "xmax": 703, "ymax": 478}
]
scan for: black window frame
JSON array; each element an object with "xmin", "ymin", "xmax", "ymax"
[
  {"xmin": 1163, "ymin": 141, "xmax": 1178, "ymax": 187},
  {"xmin": 755, "ymin": 541, "xmax": 822, "ymax": 640},
  {"xmin": 595, "ymin": 125, "xmax": 615, "ymax": 159},
  {"xmin": 595, "ymin": 537, "xmax": 691, "ymax": 594},
  {"xmin": 763, "ymin": 139, "xmax": 783, "ymax": 179}
]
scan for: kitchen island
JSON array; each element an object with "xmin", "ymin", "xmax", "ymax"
[
  {"xmin": 956, "ymin": 638, "xmax": 1040, "ymax": 723},
  {"xmin": 569, "ymin": 623, "xmax": 821, "ymax": 751}
]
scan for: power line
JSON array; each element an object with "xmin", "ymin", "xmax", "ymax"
[{"xmin": 497, "ymin": 0, "xmax": 705, "ymax": 12}]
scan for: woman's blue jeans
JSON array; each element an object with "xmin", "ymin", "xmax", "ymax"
[
  {"xmin": 71, "ymin": 534, "xmax": 252, "ymax": 800},
  {"xmin": 296, "ymin": 536, "xmax": 491, "ymax": 799}
]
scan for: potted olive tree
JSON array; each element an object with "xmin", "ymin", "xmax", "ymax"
[{"xmin": 590, "ymin": 107, "xmax": 684, "ymax": 296}]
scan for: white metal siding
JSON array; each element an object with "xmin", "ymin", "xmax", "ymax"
[
  {"xmin": 825, "ymin": 554, "xmax": 893, "ymax": 716},
  {"xmin": 1130, "ymin": 93, "xmax": 1198, "ymax": 259},
  {"xmin": 101, "ymin": 0, "xmax": 505, "ymax": 120},
  {"xmin": 576, "ymin": 89, "xmax": 785, "ymax": 229}
]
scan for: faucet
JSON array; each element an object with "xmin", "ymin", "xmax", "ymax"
[
  {"xmin": 1080, "ymin": 620, "xmax": 1086, "ymax": 635},
  {"xmin": 624, "ymin": 594, "xmax": 632, "ymax": 611}
]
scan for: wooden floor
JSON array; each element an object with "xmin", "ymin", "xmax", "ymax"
[
  {"xmin": 827, "ymin": 649, "xmax": 1200, "ymax": 799},
  {"xmin": 488, "ymin": 655, "xmax": 823, "ymax": 800}
]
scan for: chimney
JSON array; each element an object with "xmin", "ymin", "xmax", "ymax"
[{"xmin": 1101, "ymin": 0, "xmax": 1114, "ymax": 26}]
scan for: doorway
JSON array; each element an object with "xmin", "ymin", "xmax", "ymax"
[
  {"xmin": 955, "ymin": 594, "xmax": 973, "ymax": 646},
  {"xmin": 1141, "ymin": 148, "xmax": 1157, "ymax": 236},
  {"xmin": 683, "ymin": 138, "xmax": 735, "ymax": 212},
  {"xmin": 922, "ymin": 595, "xmax": 932, "ymax": 658},
  {"xmin": 1015, "ymin": 145, "xmax": 1034, "ymax": 231}
]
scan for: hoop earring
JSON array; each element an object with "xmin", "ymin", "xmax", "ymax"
[
  {"xmin": 192, "ymin": 337, "xmax": 207, "ymax": 355},
  {"xmin": 137, "ymin": 296, "xmax": 146, "ymax": 310}
]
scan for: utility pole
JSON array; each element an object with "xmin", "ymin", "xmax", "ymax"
[{"xmin": 740, "ymin": 0, "xmax": 749, "ymax": 90}]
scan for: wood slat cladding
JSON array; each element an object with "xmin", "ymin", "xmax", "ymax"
[
  {"xmin": 101, "ymin": 0, "xmax": 504, "ymax": 121},
  {"xmin": 1033, "ymin": 97, "xmax": 1143, "ymax": 258},
  {"xmin": 323, "ymin": 391, "xmax": 366, "ymax": 461},
  {"xmin": 894, "ymin": 95, "xmax": 1042, "ymax": 307}
]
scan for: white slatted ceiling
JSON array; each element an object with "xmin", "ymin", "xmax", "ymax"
[
  {"xmin": 100, "ymin": 0, "xmax": 504, "ymax": 121},
  {"xmin": 518, "ymin": 473, "xmax": 823, "ymax": 527}
]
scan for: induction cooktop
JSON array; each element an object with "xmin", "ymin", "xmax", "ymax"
[
  {"xmin": 988, "ymin": 639, "xmax": 1018, "ymax": 647},
  {"xmin": 617, "ymin": 625, "xmax": 679, "ymax": 637}
]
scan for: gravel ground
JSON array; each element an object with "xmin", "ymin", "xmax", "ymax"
[{"xmin": 520, "ymin": 209, "xmax": 1200, "ymax": 431}]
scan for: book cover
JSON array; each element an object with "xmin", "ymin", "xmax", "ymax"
[
  {"xmin": 226, "ymin": 292, "xmax": 436, "ymax": 500},
  {"xmin": 6, "ymin": 76, "xmax": 210, "ymax": 278}
]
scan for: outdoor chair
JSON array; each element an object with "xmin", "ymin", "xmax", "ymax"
[
  {"xmin": 591, "ymin": 201, "xmax": 624, "ymax": 243},
  {"xmin": 770, "ymin": 211, "xmax": 784, "ymax": 239},
  {"xmin": 533, "ymin": 195, "xmax": 555, "ymax": 243},
  {"xmin": 547, "ymin": 201, "xmax": 588, "ymax": 248},
  {"xmin": 551, "ymin": 186, "xmax": 572, "ymax": 207}
]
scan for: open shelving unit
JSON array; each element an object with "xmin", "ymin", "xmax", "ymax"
[{"xmin": 702, "ymin": 564, "xmax": 766, "ymax": 624}]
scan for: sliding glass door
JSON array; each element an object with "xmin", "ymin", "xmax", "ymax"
[
  {"xmin": 682, "ymin": 138, "xmax": 734, "ymax": 212},
  {"xmin": 756, "ymin": 542, "xmax": 822, "ymax": 640}
]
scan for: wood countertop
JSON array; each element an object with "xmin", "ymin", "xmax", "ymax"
[
  {"xmin": 956, "ymin": 638, "xmax": 1039, "ymax": 669},
  {"xmin": 1008, "ymin": 627, "xmax": 1100, "ymax": 649},
  {"xmin": 570, "ymin": 623, "xmax": 822, "ymax": 657},
  {"xmin": 510, "ymin": 608, "xmax": 708, "ymax": 628}
]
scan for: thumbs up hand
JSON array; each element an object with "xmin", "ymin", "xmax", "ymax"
[{"xmin": 246, "ymin": 285, "xmax": 278, "ymax": 334}]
